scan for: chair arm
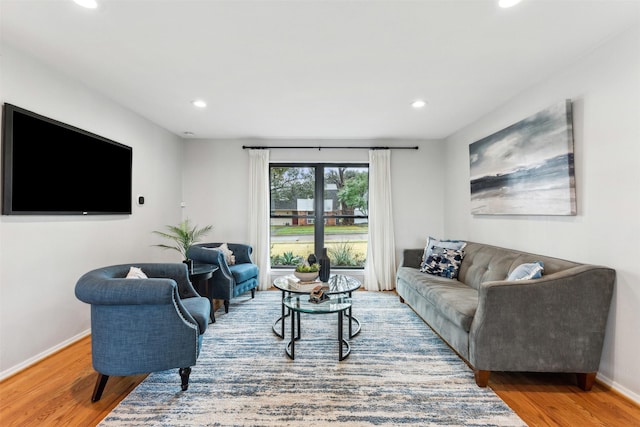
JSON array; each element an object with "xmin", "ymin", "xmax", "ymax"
[
  {"xmin": 468, "ymin": 265, "xmax": 615, "ymax": 372},
  {"xmin": 188, "ymin": 245, "xmax": 233, "ymax": 276},
  {"xmin": 400, "ymin": 249, "xmax": 423, "ymax": 268},
  {"xmin": 75, "ymin": 277, "xmax": 178, "ymax": 306}
]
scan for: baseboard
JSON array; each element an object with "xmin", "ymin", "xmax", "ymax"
[
  {"xmin": 596, "ymin": 373, "xmax": 640, "ymax": 405},
  {"xmin": 0, "ymin": 329, "xmax": 91, "ymax": 381}
]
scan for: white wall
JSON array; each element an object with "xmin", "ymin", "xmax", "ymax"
[
  {"xmin": 0, "ymin": 46, "xmax": 185, "ymax": 378},
  {"xmin": 182, "ymin": 138, "xmax": 445, "ymax": 271},
  {"xmin": 443, "ymin": 25, "xmax": 640, "ymax": 401}
]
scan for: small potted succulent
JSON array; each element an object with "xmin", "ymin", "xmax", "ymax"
[{"xmin": 294, "ymin": 262, "xmax": 320, "ymax": 282}]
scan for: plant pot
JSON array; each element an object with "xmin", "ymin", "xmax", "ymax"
[
  {"xmin": 183, "ymin": 259, "xmax": 194, "ymax": 273},
  {"xmin": 293, "ymin": 271, "xmax": 319, "ymax": 282}
]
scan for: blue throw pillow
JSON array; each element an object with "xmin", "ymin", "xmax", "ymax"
[
  {"xmin": 420, "ymin": 247, "xmax": 465, "ymax": 279},
  {"xmin": 507, "ymin": 261, "xmax": 544, "ymax": 281}
]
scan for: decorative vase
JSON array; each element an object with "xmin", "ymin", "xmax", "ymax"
[
  {"xmin": 307, "ymin": 253, "xmax": 317, "ymax": 265},
  {"xmin": 318, "ymin": 247, "xmax": 331, "ymax": 282}
]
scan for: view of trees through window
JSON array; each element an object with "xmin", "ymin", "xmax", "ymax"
[{"xmin": 270, "ymin": 164, "xmax": 369, "ymax": 269}]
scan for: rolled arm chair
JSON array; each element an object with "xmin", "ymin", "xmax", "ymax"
[
  {"xmin": 188, "ymin": 243, "xmax": 259, "ymax": 315},
  {"xmin": 75, "ymin": 263, "xmax": 210, "ymax": 402}
]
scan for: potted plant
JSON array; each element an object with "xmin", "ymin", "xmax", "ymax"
[
  {"xmin": 294, "ymin": 262, "xmax": 320, "ymax": 282},
  {"xmin": 152, "ymin": 219, "xmax": 213, "ymax": 270}
]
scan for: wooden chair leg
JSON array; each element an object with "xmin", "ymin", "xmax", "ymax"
[
  {"xmin": 224, "ymin": 300, "xmax": 230, "ymax": 313},
  {"xmin": 576, "ymin": 372, "xmax": 597, "ymax": 391},
  {"xmin": 474, "ymin": 369, "xmax": 490, "ymax": 387},
  {"xmin": 91, "ymin": 373, "xmax": 109, "ymax": 402},
  {"xmin": 179, "ymin": 367, "xmax": 192, "ymax": 391}
]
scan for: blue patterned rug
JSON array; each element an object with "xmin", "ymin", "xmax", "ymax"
[{"xmin": 100, "ymin": 291, "xmax": 526, "ymax": 426}]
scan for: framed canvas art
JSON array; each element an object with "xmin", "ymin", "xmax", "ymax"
[{"xmin": 469, "ymin": 100, "xmax": 576, "ymax": 215}]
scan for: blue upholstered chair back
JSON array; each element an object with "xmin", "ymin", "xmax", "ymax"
[{"xmin": 188, "ymin": 243, "xmax": 259, "ymax": 312}]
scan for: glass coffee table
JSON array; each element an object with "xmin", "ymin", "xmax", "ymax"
[
  {"xmin": 283, "ymin": 294, "xmax": 353, "ymax": 361},
  {"xmin": 272, "ymin": 274, "xmax": 361, "ymax": 339}
]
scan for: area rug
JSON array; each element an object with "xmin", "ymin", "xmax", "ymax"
[{"xmin": 99, "ymin": 291, "xmax": 526, "ymax": 426}]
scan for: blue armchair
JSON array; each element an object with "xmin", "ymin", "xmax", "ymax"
[
  {"xmin": 188, "ymin": 243, "xmax": 259, "ymax": 316},
  {"xmin": 75, "ymin": 263, "xmax": 210, "ymax": 402}
]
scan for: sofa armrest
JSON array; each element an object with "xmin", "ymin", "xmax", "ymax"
[
  {"xmin": 400, "ymin": 249, "xmax": 423, "ymax": 269},
  {"xmin": 468, "ymin": 265, "xmax": 615, "ymax": 373}
]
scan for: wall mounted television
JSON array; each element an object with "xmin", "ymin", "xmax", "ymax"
[{"xmin": 2, "ymin": 103, "xmax": 132, "ymax": 215}]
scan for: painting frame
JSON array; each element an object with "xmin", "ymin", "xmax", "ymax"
[{"xmin": 469, "ymin": 100, "xmax": 576, "ymax": 216}]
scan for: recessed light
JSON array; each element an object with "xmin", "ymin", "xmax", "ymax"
[
  {"xmin": 499, "ymin": 0, "xmax": 521, "ymax": 8},
  {"xmin": 192, "ymin": 100, "xmax": 207, "ymax": 108},
  {"xmin": 411, "ymin": 99, "xmax": 427, "ymax": 109},
  {"xmin": 74, "ymin": 0, "xmax": 98, "ymax": 9}
]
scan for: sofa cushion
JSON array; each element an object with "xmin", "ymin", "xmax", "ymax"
[
  {"xmin": 507, "ymin": 261, "xmax": 544, "ymax": 281},
  {"xmin": 397, "ymin": 266, "xmax": 478, "ymax": 332},
  {"xmin": 229, "ymin": 263, "xmax": 258, "ymax": 283},
  {"xmin": 421, "ymin": 248, "xmax": 465, "ymax": 279}
]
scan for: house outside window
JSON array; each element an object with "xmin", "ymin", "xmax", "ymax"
[{"xmin": 270, "ymin": 163, "xmax": 368, "ymax": 269}]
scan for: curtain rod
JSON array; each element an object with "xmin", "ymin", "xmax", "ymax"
[{"xmin": 242, "ymin": 145, "xmax": 419, "ymax": 150}]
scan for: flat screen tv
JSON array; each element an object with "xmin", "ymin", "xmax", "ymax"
[{"xmin": 2, "ymin": 103, "xmax": 132, "ymax": 215}]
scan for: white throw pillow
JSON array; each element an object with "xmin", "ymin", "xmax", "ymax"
[
  {"xmin": 216, "ymin": 243, "xmax": 236, "ymax": 265},
  {"xmin": 126, "ymin": 266, "xmax": 148, "ymax": 279}
]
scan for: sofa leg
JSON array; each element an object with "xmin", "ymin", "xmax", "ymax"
[
  {"xmin": 179, "ymin": 367, "xmax": 192, "ymax": 391},
  {"xmin": 224, "ymin": 300, "xmax": 230, "ymax": 313},
  {"xmin": 576, "ymin": 372, "xmax": 596, "ymax": 391},
  {"xmin": 474, "ymin": 370, "xmax": 490, "ymax": 387},
  {"xmin": 91, "ymin": 373, "xmax": 109, "ymax": 402},
  {"xmin": 251, "ymin": 289, "xmax": 256, "ymax": 299}
]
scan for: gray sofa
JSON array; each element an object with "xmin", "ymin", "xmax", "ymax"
[{"xmin": 396, "ymin": 241, "xmax": 615, "ymax": 390}]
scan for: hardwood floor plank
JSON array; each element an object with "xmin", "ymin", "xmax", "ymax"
[{"xmin": 1, "ymin": 335, "xmax": 639, "ymax": 426}]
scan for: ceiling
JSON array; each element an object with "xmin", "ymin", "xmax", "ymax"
[{"xmin": 1, "ymin": 0, "xmax": 639, "ymax": 140}]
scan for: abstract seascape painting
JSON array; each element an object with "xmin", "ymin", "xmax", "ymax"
[{"xmin": 469, "ymin": 100, "xmax": 576, "ymax": 215}]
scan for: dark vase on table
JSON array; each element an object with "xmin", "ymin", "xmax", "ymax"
[
  {"xmin": 307, "ymin": 253, "xmax": 317, "ymax": 265},
  {"xmin": 319, "ymin": 247, "xmax": 331, "ymax": 282}
]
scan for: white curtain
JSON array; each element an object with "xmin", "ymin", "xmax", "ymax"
[
  {"xmin": 365, "ymin": 149, "xmax": 396, "ymax": 291},
  {"xmin": 248, "ymin": 149, "xmax": 271, "ymax": 291}
]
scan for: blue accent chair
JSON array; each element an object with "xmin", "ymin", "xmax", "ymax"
[
  {"xmin": 188, "ymin": 243, "xmax": 259, "ymax": 316},
  {"xmin": 75, "ymin": 263, "xmax": 210, "ymax": 402}
]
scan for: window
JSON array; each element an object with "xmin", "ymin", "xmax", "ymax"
[{"xmin": 270, "ymin": 164, "xmax": 368, "ymax": 269}]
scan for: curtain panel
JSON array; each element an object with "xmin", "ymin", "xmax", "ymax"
[
  {"xmin": 248, "ymin": 149, "xmax": 271, "ymax": 290},
  {"xmin": 365, "ymin": 150, "xmax": 396, "ymax": 291}
]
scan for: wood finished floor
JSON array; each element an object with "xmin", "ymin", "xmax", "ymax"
[{"xmin": 2, "ymin": 335, "xmax": 639, "ymax": 426}]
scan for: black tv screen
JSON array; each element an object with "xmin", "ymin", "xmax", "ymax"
[{"xmin": 2, "ymin": 103, "xmax": 132, "ymax": 215}]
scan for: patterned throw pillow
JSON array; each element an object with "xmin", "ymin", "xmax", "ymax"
[
  {"xmin": 420, "ymin": 247, "xmax": 465, "ymax": 279},
  {"xmin": 420, "ymin": 237, "xmax": 467, "ymax": 270}
]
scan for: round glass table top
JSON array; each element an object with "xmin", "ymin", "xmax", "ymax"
[
  {"xmin": 283, "ymin": 294, "xmax": 352, "ymax": 314},
  {"xmin": 273, "ymin": 274, "xmax": 361, "ymax": 294}
]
